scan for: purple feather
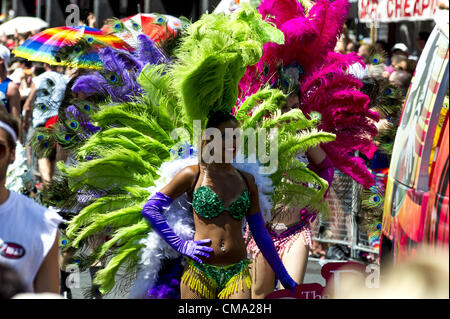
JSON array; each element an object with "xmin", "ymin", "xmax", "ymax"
[
  {"xmin": 145, "ymin": 257, "xmax": 183, "ymax": 299},
  {"xmin": 65, "ymin": 104, "xmax": 100, "ymax": 135},
  {"xmin": 72, "ymin": 47, "xmax": 141, "ymax": 102},
  {"xmin": 135, "ymin": 34, "xmax": 169, "ymax": 68}
]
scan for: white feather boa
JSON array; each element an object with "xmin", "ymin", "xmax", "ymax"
[{"xmin": 127, "ymin": 152, "xmax": 274, "ymax": 298}]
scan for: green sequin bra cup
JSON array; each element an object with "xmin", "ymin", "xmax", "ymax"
[{"xmin": 192, "ymin": 186, "xmax": 250, "ymax": 220}]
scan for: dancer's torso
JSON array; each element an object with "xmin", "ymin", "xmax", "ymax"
[
  {"xmin": 269, "ymin": 206, "xmax": 302, "ymax": 233},
  {"xmin": 188, "ymin": 165, "xmax": 250, "ymax": 266}
]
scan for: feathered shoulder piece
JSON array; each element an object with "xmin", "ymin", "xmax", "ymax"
[{"xmin": 169, "ymin": 5, "xmax": 284, "ymax": 125}]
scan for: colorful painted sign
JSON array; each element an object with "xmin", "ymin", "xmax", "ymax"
[{"xmin": 382, "ymin": 22, "xmax": 449, "ymax": 263}]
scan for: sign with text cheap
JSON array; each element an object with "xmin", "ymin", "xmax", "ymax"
[{"xmin": 358, "ymin": 0, "xmax": 439, "ymax": 22}]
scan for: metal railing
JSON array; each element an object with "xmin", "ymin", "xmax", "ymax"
[{"xmin": 311, "ymin": 170, "xmax": 379, "ymax": 259}]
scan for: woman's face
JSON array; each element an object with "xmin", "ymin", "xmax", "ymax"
[
  {"xmin": 0, "ymin": 129, "xmax": 15, "ymax": 182},
  {"xmin": 358, "ymin": 45, "xmax": 371, "ymax": 63},
  {"xmin": 203, "ymin": 119, "xmax": 239, "ymax": 164},
  {"xmin": 395, "ymin": 60, "xmax": 408, "ymax": 72}
]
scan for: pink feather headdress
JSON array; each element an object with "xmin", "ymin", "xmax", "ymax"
[{"xmin": 238, "ymin": 0, "xmax": 379, "ymax": 188}]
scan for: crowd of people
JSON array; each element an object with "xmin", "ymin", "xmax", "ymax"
[
  {"xmin": 0, "ymin": 0, "xmax": 442, "ymax": 301},
  {"xmin": 336, "ymin": 28, "xmax": 425, "ymax": 94},
  {"xmin": 308, "ymin": 27, "xmax": 426, "ymax": 261}
]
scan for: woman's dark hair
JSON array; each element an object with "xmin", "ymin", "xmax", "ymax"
[
  {"xmin": 33, "ymin": 62, "xmax": 46, "ymax": 76},
  {"xmin": 0, "ymin": 111, "xmax": 19, "ymax": 149},
  {"xmin": 375, "ymin": 40, "xmax": 388, "ymax": 52},
  {"xmin": 23, "ymin": 60, "xmax": 33, "ymax": 69},
  {"xmin": 206, "ymin": 110, "xmax": 237, "ymax": 129}
]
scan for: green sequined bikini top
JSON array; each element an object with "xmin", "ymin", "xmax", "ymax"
[{"xmin": 191, "ymin": 169, "xmax": 250, "ymax": 220}]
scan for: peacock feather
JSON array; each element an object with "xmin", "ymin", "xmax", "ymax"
[
  {"xmin": 359, "ymin": 177, "xmax": 385, "ymax": 233},
  {"xmin": 29, "ymin": 127, "xmax": 57, "ymax": 159}
]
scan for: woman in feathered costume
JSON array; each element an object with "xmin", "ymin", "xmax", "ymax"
[
  {"xmin": 47, "ymin": 5, "xmax": 337, "ymax": 299},
  {"xmin": 237, "ymin": 0, "xmax": 379, "ymax": 298},
  {"xmin": 137, "ymin": 7, "xmax": 300, "ymax": 299}
]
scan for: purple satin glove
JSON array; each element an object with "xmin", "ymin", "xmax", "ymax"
[
  {"xmin": 142, "ymin": 192, "xmax": 213, "ymax": 263},
  {"xmin": 247, "ymin": 212, "xmax": 298, "ymax": 293},
  {"xmin": 312, "ymin": 156, "xmax": 334, "ymax": 197}
]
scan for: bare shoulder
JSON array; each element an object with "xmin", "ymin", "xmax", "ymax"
[
  {"xmin": 7, "ymin": 81, "xmax": 19, "ymax": 95},
  {"xmin": 176, "ymin": 165, "xmax": 199, "ymax": 182},
  {"xmin": 160, "ymin": 164, "xmax": 199, "ymax": 199}
]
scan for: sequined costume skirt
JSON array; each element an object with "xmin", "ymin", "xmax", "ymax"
[
  {"xmin": 246, "ymin": 221, "xmax": 312, "ymax": 259},
  {"xmin": 181, "ymin": 258, "xmax": 252, "ymax": 299}
]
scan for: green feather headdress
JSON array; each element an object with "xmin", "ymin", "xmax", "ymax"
[{"xmin": 170, "ymin": 6, "xmax": 284, "ymax": 126}]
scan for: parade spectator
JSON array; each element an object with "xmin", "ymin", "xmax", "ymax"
[
  {"xmin": 394, "ymin": 56, "xmax": 409, "ymax": 72},
  {"xmin": 8, "ymin": 57, "xmax": 26, "ymax": 85},
  {"xmin": 8, "ymin": 57, "xmax": 34, "ymax": 101},
  {"xmin": 0, "ymin": 111, "xmax": 62, "ymax": 294},
  {"xmin": 406, "ymin": 59, "xmax": 418, "ymax": 75},
  {"xmin": 358, "ymin": 43, "xmax": 386, "ymax": 79},
  {"xmin": 375, "ymin": 40, "xmax": 388, "ymax": 55},
  {"xmin": 409, "ymin": 31, "xmax": 431, "ymax": 60},
  {"xmin": 0, "ymin": 30, "xmax": 34, "ymax": 51},
  {"xmin": 389, "ymin": 70, "xmax": 412, "ymax": 96},
  {"xmin": 375, "ymin": 40, "xmax": 390, "ymax": 65},
  {"xmin": 383, "ymin": 54, "xmax": 407, "ymax": 78},
  {"xmin": 334, "ymin": 37, "xmax": 347, "ymax": 54},
  {"xmin": 0, "ymin": 45, "xmax": 22, "ymax": 140},
  {"xmin": 13, "ymin": 30, "xmax": 30, "ymax": 48},
  {"xmin": 357, "ymin": 43, "xmax": 375, "ymax": 64},
  {"xmin": 0, "ymin": 263, "xmax": 27, "ymax": 299},
  {"xmin": 346, "ymin": 41, "xmax": 359, "ymax": 53},
  {"xmin": 391, "ymin": 42, "xmax": 409, "ymax": 58},
  {"xmin": 87, "ymin": 12, "xmax": 97, "ymax": 28}
]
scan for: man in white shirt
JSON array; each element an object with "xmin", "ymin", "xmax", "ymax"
[{"xmin": 0, "ymin": 111, "xmax": 61, "ymax": 294}]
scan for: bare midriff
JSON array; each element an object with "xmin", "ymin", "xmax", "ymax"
[{"xmin": 192, "ymin": 211, "xmax": 247, "ymax": 266}]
